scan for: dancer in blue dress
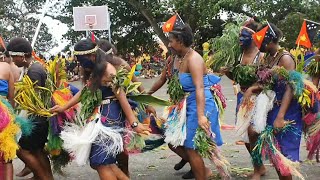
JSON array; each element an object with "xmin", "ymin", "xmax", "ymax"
[
  {"xmin": 244, "ymin": 23, "xmax": 302, "ymax": 180},
  {"xmin": 162, "ymin": 20, "xmax": 223, "ymax": 179},
  {"xmin": 267, "ymin": 80, "xmax": 302, "ymax": 162},
  {"xmin": 179, "ymin": 73, "xmax": 223, "ymax": 148},
  {"xmin": 52, "ymin": 39, "xmax": 150, "ymax": 180}
]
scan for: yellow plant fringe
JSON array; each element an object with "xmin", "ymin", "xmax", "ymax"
[
  {"xmin": 15, "ymin": 76, "xmax": 52, "ymax": 117},
  {"xmin": 0, "ymin": 100, "xmax": 20, "ymax": 162}
]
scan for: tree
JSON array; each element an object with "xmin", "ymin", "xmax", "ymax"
[
  {"xmin": 246, "ymin": 0, "xmax": 320, "ymax": 49},
  {"xmin": 60, "ymin": 0, "xmax": 320, "ymax": 55},
  {"xmin": 60, "ymin": 0, "xmax": 232, "ymax": 54},
  {"xmin": 0, "ymin": 0, "xmax": 58, "ymax": 52},
  {"xmin": 59, "ymin": 0, "xmax": 163, "ymax": 55}
]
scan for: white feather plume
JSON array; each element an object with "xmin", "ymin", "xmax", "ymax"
[
  {"xmin": 60, "ymin": 120, "xmax": 124, "ymax": 166},
  {"xmin": 236, "ymin": 95, "xmax": 257, "ymax": 142},
  {"xmin": 164, "ymin": 98, "xmax": 187, "ymax": 147},
  {"xmin": 252, "ymin": 90, "xmax": 275, "ymax": 133}
]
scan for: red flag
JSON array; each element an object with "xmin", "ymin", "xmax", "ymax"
[
  {"xmin": 162, "ymin": 14, "xmax": 184, "ymax": 32},
  {"xmin": 91, "ymin": 32, "xmax": 95, "ymax": 43},
  {"xmin": 32, "ymin": 51, "xmax": 45, "ymax": 65},
  {"xmin": 0, "ymin": 36, "xmax": 6, "ymax": 50},
  {"xmin": 252, "ymin": 26, "xmax": 269, "ymax": 49},
  {"xmin": 295, "ymin": 20, "xmax": 320, "ymax": 48}
]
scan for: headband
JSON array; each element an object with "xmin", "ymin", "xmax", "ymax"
[
  {"xmin": 241, "ymin": 26, "xmax": 256, "ymax": 34},
  {"xmin": 73, "ymin": 46, "xmax": 99, "ymax": 55},
  {"xmin": 103, "ymin": 48, "xmax": 113, "ymax": 55},
  {"xmin": 8, "ymin": 51, "xmax": 25, "ymax": 56}
]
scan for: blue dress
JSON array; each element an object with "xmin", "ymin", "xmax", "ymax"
[
  {"xmin": 267, "ymin": 80, "xmax": 302, "ymax": 161},
  {"xmin": 179, "ymin": 73, "xmax": 223, "ymax": 148},
  {"xmin": 0, "ymin": 80, "xmax": 8, "ymax": 96},
  {"xmin": 89, "ymin": 86, "xmax": 126, "ymax": 167}
]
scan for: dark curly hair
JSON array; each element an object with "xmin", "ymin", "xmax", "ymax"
[
  {"xmin": 257, "ymin": 23, "xmax": 283, "ymax": 44},
  {"xmin": 6, "ymin": 37, "xmax": 32, "ymax": 58},
  {"xmin": 74, "ymin": 38, "xmax": 113, "ymax": 88},
  {"xmin": 90, "ymin": 60, "xmax": 110, "ymax": 91},
  {"xmin": 0, "ymin": 45, "xmax": 5, "ymax": 53},
  {"xmin": 97, "ymin": 39, "xmax": 124, "ymax": 67},
  {"xmin": 244, "ymin": 19, "xmax": 261, "ymax": 32},
  {"xmin": 169, "ymin": 24, "xmax": 194, "ymax": 47},
  {"xmin": 97, "ymin": 38, "xmax": 118, "ymax": 55}
]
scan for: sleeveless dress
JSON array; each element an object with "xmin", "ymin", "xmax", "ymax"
[
  {"xmin": 266, "ymin": 52, "xmax": 302, "ymax": 162},
  {"xmin": 179, "ymin": 73, "xmax": 223, "ymax": 148},
  {"xmin": 267, "ymin": 80, "xmax": 302, "ymax": 161},
  {"xmin": 89, "ymin": 86, "xmax": 126, "ymax": 167}
]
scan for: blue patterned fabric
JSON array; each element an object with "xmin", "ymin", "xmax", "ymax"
[
  {"xmin": 89, "ymin": 86, "xmax": 125, "ymax": 167},
  {"xmin": 179, "ymin": 73, "xmax": 223, "ymax": 148},
  {"xmin": 267, "ymin": 80, "xmax": 302, "ymax": 161}
]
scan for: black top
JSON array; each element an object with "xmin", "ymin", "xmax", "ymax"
[{"xmin": 27, "ymin": 62, "xmax": 47, "ymax": 87}]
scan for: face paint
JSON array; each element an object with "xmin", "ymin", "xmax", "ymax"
[
  {"xmin": 76, "ymin": 55, "xmax": 95, "ymax": 69},
  {"xmin": 239, "ymin": 30, "xmax": 252, "ymax": 49}
]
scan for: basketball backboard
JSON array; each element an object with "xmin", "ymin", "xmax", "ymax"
[{"xmin": 73, "ymin": 6, "xmax": 110, "ymax": 31}]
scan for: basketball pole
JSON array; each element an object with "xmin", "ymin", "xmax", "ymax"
[
  {"xmin": 107, "ymin": 12, "xmax": 111, "ymax": 43},
  {"xmin": 31, "ymin": 0, "xmax": 51, "ymax": 48},
  {"xmin": 86, "ymin": 30, "xmax": 89, "ymax": 38},
  {"xmin": 108, "ymin": 28, "xmax": 111, "ymax": 43}
]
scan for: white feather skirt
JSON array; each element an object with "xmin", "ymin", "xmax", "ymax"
[
  {"xmin": 164, "ymin": 98, "xmax": 187, "ymax": 147},
  {"xmin": 60, "ymin": 120, "xmax": 124, "ymax": 166}
]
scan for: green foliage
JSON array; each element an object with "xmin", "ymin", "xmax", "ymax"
[
  {"xmin": 0, "ymin": 0, "xmax": 58, "ymax": 51},
  {"xmin": 79, "ymin": 86, "xmax": 102, "ymax": 120},
  {"xmin": 60, "ymin": 0, "xmax": 160, "ymax": 55},
  {"xmin": 167, "ymin": 74, "xmax": 185, "ymax": 104},
  {"xmin": 306, "ymin": 59, "xmax": 320, "ymax": 77},
  {"xmin": 111, "ymin": 67, "xmax": 170, "ymax": 106},
  {"xmin": 277, "ymin": 13, "xmax": 306, "ymax": 49},
  {"xmin": 2, "ymin": 0, "xmax": 318, "ymax": 55},
  {"xmin": 194, "ymin": 128, "xmax": 216, "ymax": 158},
  {"xmin": 50, "ymin": 149, "xmax": 72, "ymax": 174},
  {"xmin": 128, "ymin": 94, "xmax": 171, "ymax": 106},
  {"xmin": 111, "ymin": 67, "xmax": 129, "ymax": 93},
  {"xmin": 233, "ymin": 64, "xmax": 258, "ymax": 87},
  {"xmin": 206, "ymin": 22, "xmax": 242, "ymax": 72}
]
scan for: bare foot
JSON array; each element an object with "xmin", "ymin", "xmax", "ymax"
[
  {"xmin": 250, "ymin": 173, "xmax": 261, "ymax": 180},
  {"xmin": 205, "ymin": 167, "xmax": 213, "ymax": 178},
  {"xmin": 250, "ymin": 166, "xmax": 266, "ymax": 180},
  {"xmin": 16, "ymin": 166, "xmax": 32, "ymax": 177},
  {"xmin": 235, "ymin": 140, "xmax": 246, "ymax": 145}
]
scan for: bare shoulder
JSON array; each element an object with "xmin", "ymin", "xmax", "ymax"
[
  {"xmin": 0, "ymin": 62, "xmax": 11, "ymax": 79},
  {"xmin": 0, "ymin": 62, "xmax": 11, "ymax": 71},
  {"xmin": 188, "ymin": 50, "xmax": 203, "ymax": 65},
  {"xmin": 279, "ymin": 54, "xmax": 295, "ymax": 70}
]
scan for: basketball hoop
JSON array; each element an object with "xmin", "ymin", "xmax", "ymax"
[
  {"xmin": 73, "ymin": 6, "xmax": 110, "ymax": 31},
  {"xmin": 85, "ymin": 15, "xmax": 96, "ymax": 29},
  {"xmin": 73, "ymin": 6, "xmax": 111, "ymax": 42}
]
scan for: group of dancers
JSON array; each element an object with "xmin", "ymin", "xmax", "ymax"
[{"xmin": 0, "ymin": 14, "xmax": 320, "ymax": 180}]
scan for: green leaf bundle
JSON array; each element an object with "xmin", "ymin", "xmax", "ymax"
[{"xmin": 206, "ymin": 22, "xmax": 242, "ymax": 72}]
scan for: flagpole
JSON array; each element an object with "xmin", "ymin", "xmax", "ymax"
[
  {"xmin": 267, "ymin": 21, "xmax": 276, "ymax": 37},
  {"xmin": 176, "ymin": 13, "xmax": 185, "ymax": 25},
  {"xmin": 31, "ymin": 0, "xmax": 51, "ymax": 48},
  {"xmin": 304, "ymin": 19, "xmax": 320, "ymax": 26}
]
